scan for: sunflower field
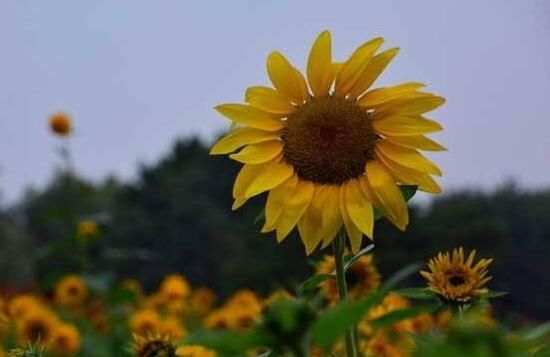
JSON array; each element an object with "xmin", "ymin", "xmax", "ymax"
[{"xmin": 1, "ymin": 21, "xmax": 550, "ymax": 357}]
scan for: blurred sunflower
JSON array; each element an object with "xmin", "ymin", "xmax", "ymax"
[
  {"xmin": 189, "ymin": 288, "xmax": 217, "ymax": 316},
  {"xmin": 130, "ymin": 309, "xmax": 162, "ymax": 337},
  {"xmin": 49, "ymin": 112, "xmax": 72, "ymax": 136},
  {"xmin": 160, "ymin": 317, "xmax": 187, "ymax": 340},
  {"xmin": 8, "ymin": 295, "xmax": 42, "ymax": 320},
  {"xmin": 421, "ymin": 247, "xmax": 493, "ymax": 302},
  {"xmin": 160, "ymin": 275, "xmax": 191, "ymax": 302},
  {"xmin": 211, "ymin": 30, "xmax": 445, "ymax": 254},
  {"xmin": 317, "ymin": 254, "xmax": 381, "ymax": 303},
  {"xmin": 50, "ymin": 323, "xmax": 81, "ymax": 355},
  {"xmin": 16, "ymin": 307, "xmax": 59, "ymax": 346},
  {"xmin": 133, "ymin": 334, "xmax": 176, "ymax": 357},
  {"xmin": 175, "ymin": 345, "xmax": 218, "ymax": 357},
  {"xmin": 55, "ymin": 275, "xmax": 88, "ymax": 306}
]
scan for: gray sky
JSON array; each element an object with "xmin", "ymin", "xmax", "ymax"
[{"xmin": 1, "ymin": 0, "xmax": 549, "ymax": 204}]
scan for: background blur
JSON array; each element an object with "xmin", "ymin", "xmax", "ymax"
[{"xmin": 1, "ymin": 1, "xmax": 549, "ymax": 321}]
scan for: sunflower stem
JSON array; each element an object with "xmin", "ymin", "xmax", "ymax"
[{"xmin": 332, "ymin": 230, "xmax": 358, "ymax": 357}]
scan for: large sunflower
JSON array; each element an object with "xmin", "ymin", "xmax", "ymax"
[
  {"xmin": 211, "ymin": 31, "xmax": 445, "ymax": 254},
  {"xmin": 421, "ymin": 247, "xmax": 493, "ymax": 302}
]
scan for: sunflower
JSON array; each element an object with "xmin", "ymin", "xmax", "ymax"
[
  {"xmin": 317, "ymin": 254, "xmax": 381, "ymax": 303},
  {"xmin": 55, "ymin": 275, "xmax": 88, "ymax": 306},
  {"xmin": 50, "ymin": 323, "xmax": 81, "ymax": 355},
  {"xmin": 160, "ymin": 275, "xmax": 191, "ymax": 302},
  {"xmin": 8, "ymin": 295, "xmax": 42, "ymax": 320},
  {"xmin": 16, "ymin": 307, "xmax": 59, "ymax": 346},
  {"xmin": 49, "ymin": 112, "xmax": 72, "ymax": 136},
  {"xmin": 130, "ymin": 309, "xmax": 162, "ymax": 337},
  {"xmin": 189, "ymin": 288, "xmax": 217, "ymax": 316},
  {"xmin": 211, "ymin": 31, "xmax": 445, "ymax": 254},
  {"xmin": 133, "ymin": 334, "xmax": 176, "ymax": 357},
  {"xmin": 159, "ymin": 317, "xmax": 187, "ymax": 340},
  {"xmin": 421, "ymin": 247, "xmax": 493, "ymax": 302},
  {"xmin": 175, "ymin": 345, "xmax": 217, "ymax": 357}
]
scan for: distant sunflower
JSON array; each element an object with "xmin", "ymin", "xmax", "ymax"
[
  {"xmin": 160, "ymin": 275, "xmax": 191, "ymax": 302},
  {"xmin": 211, "ymin": 31, "xmax": 445, "ymax": 254},
  {"xmin": 50, "ymin": 323, "xmax": 81, "ymax": 355},
  {"xmin": 49, "ymin": 112, "xmax": 72, "ymax": 136},
  {"xmin": 55, "ymin": 275, "xmax": 88, "ymax": 306},
  {"xmin": 133, "ymin": 334, "xmax": 176, "ymax": 357},
  {"xmin": 175, "ymin": 345, "xmax": 217, "ymax": 357},
  {"xmin": 317, "ymin": 254, "xmax": 380, "ymax": 303},
  {"xmin": 421, "ymin": 247, "xmax": 493, "ymax": 302},
  {"xmin": 130, "ymin": 309, "xmax": 162, "ymax": 337},
  {"xmin": 16, "ymin": 308, "xmax": 59, "ymax": 346}
]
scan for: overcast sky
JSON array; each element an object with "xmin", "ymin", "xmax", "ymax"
[{"xmin": 1, "ymin": 0, "xmax": 549, "ymax": 205}]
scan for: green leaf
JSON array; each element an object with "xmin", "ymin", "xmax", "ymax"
[
  {"xmin": 343, "ymin": 244, "xmax": 375, "ymax": 272},
  {"xmin": 393, "ymin": 287, "xmax": 436, "ymax": 300},
  {"xmin": 374, "ymin": 185, "xmax": 418, "ymax": 220},
  {"xmin": 254, "ymin": 210, "xmax": 265, "ymax": 225},
  {"xmin": 519, "ymin": 321, "xmax": 550, "ymax": 341},
  {"xmin": 185, "ymin": 330, "xmax": 275, "ymax": 355},
  {"xmin": 311, "ymin": 290, "xmax": 387, "ymax": 350},
  {"xmin": 297, "ymin": 274, "xmax": 333, "ymax": 295},
  {"xmin": 479, "ymin": 290, "xmax": 508, "ymax": 299},
  {"xmin": 370, "ymin": 305, "xmax": 437, "ymax": 330}
]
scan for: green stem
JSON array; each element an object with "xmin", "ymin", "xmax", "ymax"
[{"xmin": 332, "ymin": 231, "xmax": 358, "ymax": 357}]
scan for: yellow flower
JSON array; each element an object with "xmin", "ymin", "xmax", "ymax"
[
  {"xmin": 133, "ymin": 334, "xmax": 176, "ymax": 357},
  {"xmin": 190, "ymin": 288, "xmax": 217, "ymax": 316},
  {"xmin": 160, "ymin": 317, "xmax": 187, "ymax": 340},
  {"xmin": 225, "ymin": 290, "xmax": 263, "ymax": 314},
  {"xmin": 49, "ymin": 112, "xmax": 72, "ymax": 136},
  {"xmin": 160, "ymin": 274, "xmax": 191, "ymax": 301},
  {"xmin": 16, "ymin": 307, "xmax": 59, "ymax": 346},
  {"xmin": 421, "ymin": 247, "xmax": 493, "ymax": 302},
  {"xmin": 204, "ymin": 309, "xmax": 231, "ymax": 330},
  {"xmin": 77, "ymin": 220, "xmax": 99, "ymax": 237},
  {"xmin": 211, "ymin": 31, "xmax": 445, "ymax": 254},
  {"xmin": 50, "ymin": 323, "xmax": 81, "ymax": 355},
  {"xmin": 175, "ymin": 345, "xmax": 217, "ymax": 357},
  {"xmin": 55, "ymin": 275, "xmax": 88, "ymax": 306},
  {"xmin": 361, "ymin": 331, "xmax": 407, "ymax": 357},
  {"xmin": 264, "ymin": 289, "xmax": 294, "ymax": 306},
  {"xmin": 317, "ymin": 254, "xmax": 380, "ymax": 303},
  {"xmin": 8, "ymin": 295, "xmax": 42, "ymax": 320},
  {"xmin": 130, "ymin": 309, "xmax": 162, "ymax": 337}
]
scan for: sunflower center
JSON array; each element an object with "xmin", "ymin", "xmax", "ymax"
[
  {"xmin": 448, "ymin": 275, "xmax": 466, "ymax": 287},
  {"xmin": 282, "ymin": 96, "xmax": 377, "ymax": 184}
]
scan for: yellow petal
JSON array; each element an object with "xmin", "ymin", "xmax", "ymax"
[
  {"xmin": 365, "ymin": 161, "xmax": 409, "ymax": 231},
  {"xmin": 298, "ymin": 185, "xmax": 342, "ymax": 255},
  {"xmin": 229, "ymin": 140, "xmax": 283, "ymax": 164},
  {"xmin": 274, "ymin": 180, "xmax": 315, "ymax": 242},
  {"xmin": 376, "ymin": 150, "xmax": 441, "ymax": 194},
  {"xmin": 307, "ymin": 30, "xmax": 334, "ymax": 97},
  {"xmin": 376, "ymin": 140, "xmax": 442, "ymax": 176},
  {"xmin": 215, "ymin": 104, "xmax": 283, "ymax": 131},
  {"xmin": 357, "ymin": 82, "xmax": 425, "ymax": 107},
  {"xmin": 335, "ymin": 37, "xmax": 384, "ymax": 97},
  {"xmin": 262, "ymin": 175, "xmax": 298, "ymax": 232},
  {"xmin": 232, "ymin": 159, "xmax": 294, "ymax": 209},
  {"xmin": 347, "ymin": 47, "xmax": 400, "ymax": 98},
  {"xmin": 385, "ymin": 135, "xmax": 446, "ymax": 151},
  {"xmin": 339, "ymin": 183, "xmax": 363, "ymax": 253},
  {"xmin": 375, "ymin": 94, "xmax": 446, "ymax": 115},
  {"xmin": 267, "ymin": 51, "xmax": 308, "ymax": 104},
  {"xmin": 332, "ymin": 62, "xmax": 344, "ymax": 77},
  {"xmin": 245, "ymin": 86, "xmax": 295, "ymax": 115},
  {"xmin": 345, "ymin": 179, "xmax": 374, "ymax": 239},
  {"xmin": 372, "ymin": 115, "xmax": 443, "ymax": 136},
  {"xmin": 210, "ymin": 127, "xmax": 280, "ymax": 155}
]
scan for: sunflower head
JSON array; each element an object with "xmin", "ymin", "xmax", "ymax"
[
  {"xmin": 130, "ymin": 309, "xmax": 162, "ymax": 337},
  {"xmin": 175, "ymin": 345, "xmax": 218, "ymax": 357},
  {"xmin": 54, "ymin": 275, "xmax": 88, "ymax": 306},
  {"xmin": 50, "ymin": 323, "xmax": 81, "ymax": 355},
  {"xmin": 189, "ymin": 288, "xmax": 217, "ymax": 316},
  {"xmin": 212, "ymin": 31, "xmax": 445, "ymax": 254},
  {"xmin": 133, "ymin": 334, "xmax": 176, "ymax": 357},
  {"xmin": 317, "ymin": 254, "xmax": 381, "ymax": 304},
  {"xmin": 16, "ymin": 307, "xmax": 59, "ymax": 346},
  {"xmin": 160, "ymin": 275, "xmax": 191, "ymax": 302},
  {"xmin": 49, "ymin": 112, "xmax": 72, "ymax": 136},
  {"xmin": 421, "ymin": 247, "xmax": 493, "ymax": 303},
  {"xmin": 8, "ymin": 295, "xmax": 42, "ymax": 321}
]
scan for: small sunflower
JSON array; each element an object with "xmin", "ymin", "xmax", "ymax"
[
  {"xmin": 130, "ymin": 309, "xmax": 162, "ymax": 337},
  {"xmin": 317, "ymin": 254, "xmax": 381, "ymax": 303},
  {"xmin": 49, "ymin": 112, "xmax": 72, "ymax": 136},
  {"xmin": 8, "ymin": 295, "xmax": 42, "ymax": 320},
  {"xmin": 159, "ymin": 317, "xmax": 187, "ymax": 340},
  {"xmin": 54, "ymin": 275, "xmax": 88, "ymax": 306},
  {"xmin": 211, "ymin": 31, "xmax": 445, "ymax": 254},
  {"xmin": 421, "ymin": 247, "xmax": 493, "ymax": 302},
  {"xmin": 189, "ymin": 288, "xmax": 217, "ymax": 316},
  {"xmin": 133, "ymin": 334, "xmax": 176, "ymax": 357},
  {"xmin": 160, "ymin": 275, "xmax": 191, "ymax": 302},
  {"xmin": 175, "ymin": 345, "xmax": 217, "ymax": 357},
  {"xmin": 16, "ymin": 307, "xmax": 59, "ymax": 346},
  {"xmin": 50, "ymin": 323, "xmax": 81, "ymax": 355}
]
